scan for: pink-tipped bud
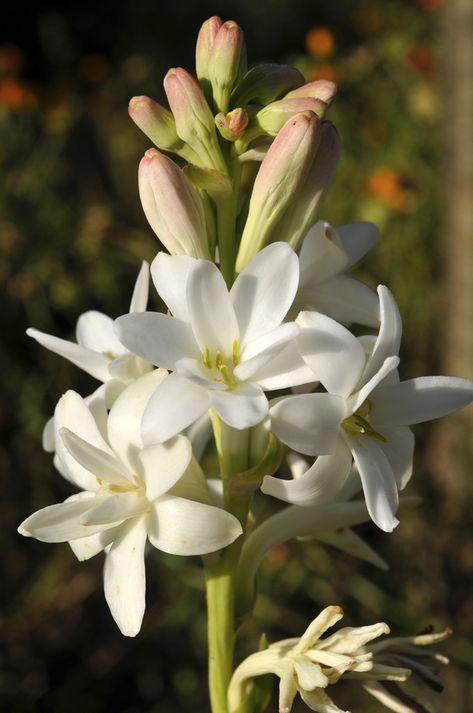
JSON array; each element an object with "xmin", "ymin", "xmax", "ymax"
[
  {"xmin": 271, "ymin": 122, "xmax": 342, "ymax": 250},
  {"xmin": 195, "ymin": 16, "xmax": 222, "ymax": 90},
  {"xmin": 164, "ymin": 67, "xmax": 226, "ymax": 172},
  {"xmin": 231, "ymin": 64, "xmax": 304, "ymax": 108},
  {"xmin": 208, "ymin": 20, "xmax": 245, "ymax": 113},
  {"xmin": 215, "ymin": 107, "xmax": 249, "ymax": 141},
  {"xmin": 138, "ymin": 148, "xmax": 210, "ymax": 258},
  {"xmin": 128, "ymin": 95, "xmax": 184, "ymax": 152},
  {"xmin": 236, "ymin": 111, "xmax": 321, "ymax": 271},
  {"xmin": 285, "ymin": 79, "xmax": 337, "ymax": 105},
  {"xmin": 256, "ymin": 97, "xmax": 328, "ymax": 136}
]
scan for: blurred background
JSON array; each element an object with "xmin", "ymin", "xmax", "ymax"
[{"xmin": 2, "ymin": 0, "xmax": 473, "ymax": 711}]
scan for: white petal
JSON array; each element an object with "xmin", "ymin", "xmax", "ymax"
[
  {"xmin": 278, "ymin": 667, "xmax": 298, "ymax": 713},
  {"xmin": 361, "ymin": 286, "xmax": 402, "ymax": 385},
  {"xmin": 27, "ymin": 327, "xmax": 109, "ymax": 382},
  {"xmin": 209, "ymin": 383, "xmax": 268, "ymax": 428},
  {"xmin": 107, "ymin": 354, "xmax": 153, "ymax": 381},
  {"xmin": 142, "ymin": 371, "xmax": 209, "ymax": 444},
  {"xmin": 370, "ymin": 376, "xmax": 473, "ymax": 427},
  {"xmin": 81, "ymin": 492, "xmax": 149, "ymax": 526},
  {"xmin": 104, "ymin": 516, "xmax": 148, "ymax": 637},
  {"xmin": 151, "ymin": 252, "xmax": 197, "ymax": 320},
  {"xmin": 296, "ymin": 311, "xmax": 365, "ymax": 398},
  {"xmin": 297, "ymin": 276, "xmax": 380, "ymax": 328},
  {"xmin": 231, "ymin": 242, "xmax": 299, "ymax": 345},
  {"xmin": 54, "ymin": 391, "xmax": 112, "ymax": 491},
  {"xmin": 299, "ymin": 221, "xmax": 347, "ymax": 284},
  {"xmin": 148, "ymin": 495, "xmax": 242, "ymax": 555},
  {"xmin": 59, "ymin": 428, "xmax": 131, "ymax": 486},
  {"xmin": 42, "ymin": 415, "xmax": 55, "ymax": 452},
  {"xmin": 294, "ymin": 606, "xmax": 345, "ymax": 652},
  {"xmin": 69, "ymin": 526, "xmax": 119, "ymax": 561},
  {"xmin": 235, "ymin": 322, "xmax": 300, "ymax": 381},
  {"xmin": 107, "ymin": 369, "xmax": 168, "ymax": 471},
  {"xmin": 176, "ymin": 357, "xmax": 226, "ymax": 389},
  {"xmin": 270, "ymin": 394, "xmax": 346, "ymax": 456},
  {"xmin": 377, "ymin": 426, "xmax": 415, "ymax": 490},
  {"xmin": 115, "ymin": 312, "xmax": 199, "ymax": 368},
  {"xmin": 294, "ymin": 657, "xmax": 329, "ymax": 690},
  {"xmin": 18, "ymin": 494, "xmax": 113, "ymax": 542},
  {"xmin": 139, "ymin": 435, "xmax": 192, "ymax": 501},
  {"xmin": 345, "ymin": 434, "xmax": 399, "ymax": 532},
  {"xmin": 76, "ymin": 311, "xmax": 128, "ymax": 356},
  {"xmin": 187, "ymin": 259, "xmax": 239, "ymax": 354},
  {"xmin": 336, "ymin": 221, "xmax": 379, "ymax": 269},
  {"xmin": 262, "ymin": 438, "xmax": 352, "ymax": 506},
  {"xmin": 253, "ymin": 342, "xmax": 316, "ymax": 390},
  {"xmin": 300, "ymin": 687, "xmax": 350, "ymax": 713},
  {"xmin": 349, "ymin": 356, "xmax": 400, "ymax": 413},
  {"xmin": 84, "ymin": 384, "xmax": 109, "ymax": 442},
  {"xmin": 129, "ymin": 261, "xmax": 150, "ymax": 313}
]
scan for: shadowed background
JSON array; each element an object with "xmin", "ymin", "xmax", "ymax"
[{"xmin": 2, "ymin": 0, "xmax": 473, "ymax": 711}]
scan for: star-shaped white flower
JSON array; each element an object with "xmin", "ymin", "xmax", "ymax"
[
  {"xmin": 115, "ymin": 242, "xmax": 313, "ymax": 443},
  {"xmin": 18, "ymin": 370, "xmax": 242, "ymax": 637},
  {"xmin": 265, "ymin": 286, "xmax": 473, "ymax": 531},
  {"xmin": 292, "ymin": 220, "xmax": 380, "ymax": 327},
  {"xmin": 27, "ymin": 262, "xmax": 154, "ymax": 450},
  {"xmin": 228, "ymin": 605, "xmax": 391, "ymax": 713}
]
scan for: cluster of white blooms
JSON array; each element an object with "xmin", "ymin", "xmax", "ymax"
[{"xmin": 19, "ymin": 15, "xmax": 470, "ymax": 713}]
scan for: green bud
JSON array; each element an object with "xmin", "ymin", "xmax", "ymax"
[
  {"xmin": 230, "ymin": 63, "xmax": 304, "ymax": 108},
  {"xmin": 256, "ymin": 97, "xmax": 328, "ymax": 136},
  {"xmin": 195, "ymin": 16, "xmax": 222, "ymax": 102}
]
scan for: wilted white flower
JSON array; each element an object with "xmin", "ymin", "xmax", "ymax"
[{"xmin": 228, "ymin": 605, "xmax": 394, "ymax": 713}]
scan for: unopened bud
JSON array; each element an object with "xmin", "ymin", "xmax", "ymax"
[
  {"xmin": 257, "ymin": 97, "xmax": 328, "ymax": 135},
  {"xmin": 128, "ymin": 95, "xmax": 198, "ymax": 162},
  {"xmin": 236, "ymin": 111, "xmax": 321, "ymax": 272},
  {"xmin": 195, "ymin": 16, "xmax": 222, "ymax": 99},
  {"xmin": 139, "ymin": 148, "xmax": 210, "ymax": 258},
  {"xmin": 184, "ymin": 164, "xmax": 232, "ymax": 196},
  {"xmin": 271, "ymin": 122, "xmax": 341, "ymax": 251},
  {"xmin": 285, "ymin": 79, "xmax": 337, "ymax": 105},
  {"xmin": 215, "ymin": 107, "xmax": 249, "ymax": 141},
  {"xmin": 231, "ymin": 64, "xmax": 304, "ymax": 108},
  {"xmin": 208, "ymin": 20, "xmax": 245, "ymax": 113},
  {"xmin": 164, "ymin": 67, "xmax": 227, "ymax": 172}
]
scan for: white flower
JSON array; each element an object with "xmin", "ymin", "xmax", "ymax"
[
  {"xmin": 18, "ymin": 370, "xmax": 242, "ymax": 637},
  {"xmin": 27, "ymin": 262, "xmax": 154, "ymax": 450},
  {"xmin": 292, "ymin": 220, "xmax": 380, "ymax": 327},
  {"xmin": 266, "ymin": 286, "xmax": 473, "ymax": 531},
  {"xmin": 115, "ymin": 242, "xmax": 313, "ymax": 443},
  {"xmin": 228, "ymin": 605, "xmax": 391, "ymax": 713}
]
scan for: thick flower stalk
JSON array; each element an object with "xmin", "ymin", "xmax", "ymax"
[{"xmin": 19, "ymin": 14, "xmax": 473, "ymax": 713}]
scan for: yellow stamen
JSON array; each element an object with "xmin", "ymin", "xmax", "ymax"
[
  {"xmin": 203, "ymin": 345, "xmax": 212, "ymax": 369},
  {"xmin": 232, "ymin": 339, "xmax": 240, "ymax": 366}
]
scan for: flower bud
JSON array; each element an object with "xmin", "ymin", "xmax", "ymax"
[
  {"xmin": 271, "ymin": 122, "xmax": 341, "ymax": 251},
  {"xmin": 208, "ymin": 20, "xmax": 245, "ymax": 113},
  {"xmin": 215, "ymin": 107, "xmax": 249, "ymax": 141},
  {"xmin": 195, "ymin": 16, "xmax": 222, "ymax": 100},
  {"xmin": 236, "ymin": 111, "xmax": 321, "ymax": 272},
  {"xmin": 231, "ymin": 63, "xmax": 304, "ymax": 108},
  {"xmin": 128, "ymin": 95, "xmax": 198, "ymax": 162},
  {"xmin": 138, "ymin": 148, "xmax": 210, "ymax": 258},
  {"xmin": 285, "ymin": 79, "xmax": 337, "ymax": 104},
  {"xmin": 164, "ymin": 67, "xmax": 227, "ymax": 172},
  {"xmin": 256, "ymin": 97, "xmax": 328, "ymax": 135}
]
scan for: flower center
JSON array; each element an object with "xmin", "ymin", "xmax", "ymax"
[
  {"xmin": 96, "ymin": 477, "xmax": 141, "ymax": 494},
  {"xmin": 202, "ymin": 339, "xmax": 240, "ymax": 389},
  {"xmin": 341, "ymin": 400, "xmax": 387, "ymax": 442}
]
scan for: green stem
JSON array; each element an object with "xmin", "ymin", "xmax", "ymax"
[
  {"xmin": 205, "ymin": 412, "xmax": 251, "ymax": 713},
  {"xmin": 216, "ymin": 155, "xmax": 242, "ymax": 288}
]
